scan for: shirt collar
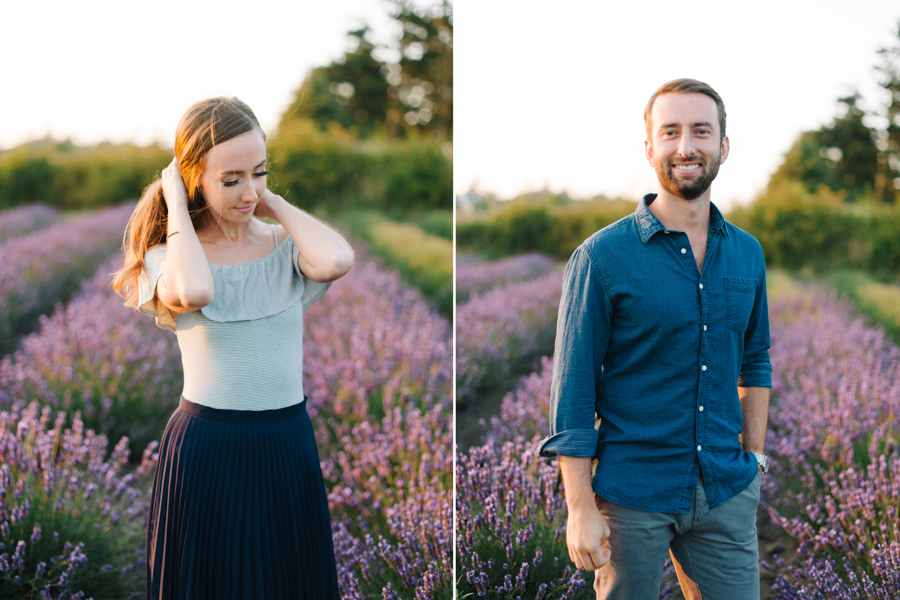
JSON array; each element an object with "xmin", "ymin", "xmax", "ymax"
[{"xmin": 635, "ymin": 193, "xmax": 729, "ymax": 245}]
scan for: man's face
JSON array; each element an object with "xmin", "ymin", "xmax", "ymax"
[{"xmin": 645, "ymin": 93, "xmax": 729, "ymax": 201}]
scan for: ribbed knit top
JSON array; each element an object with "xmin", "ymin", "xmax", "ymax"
[{"xmin": 137, "ymin": 225, "xmax": 330, "ymax": 410}]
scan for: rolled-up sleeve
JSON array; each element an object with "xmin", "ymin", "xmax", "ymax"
[
  {"xmin": 738, "ymin": 255, "xmax": 772, "ymax": 388},
  {"xmin": 538, "ymin": 245, "xmax": 610, "ymax": 458}
]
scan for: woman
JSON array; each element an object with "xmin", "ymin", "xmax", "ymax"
[{"xmin": 113, "ymin": 96, "xmax": 353, "ymax": 599}]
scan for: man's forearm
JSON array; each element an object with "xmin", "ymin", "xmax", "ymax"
[
  {"xmin": 738, "ymin": 386, "xmax": 770, "ymax": 454},
  {"xmin": 559, "ymin": 455, "xmax": 595, "ymax": 509}
]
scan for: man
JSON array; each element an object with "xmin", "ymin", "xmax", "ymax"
[{"xmin": 538, "ymin": 78, "xmax": 772, "ymax": 600}]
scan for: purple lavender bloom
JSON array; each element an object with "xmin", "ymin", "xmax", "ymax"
[
  {"xmin": 0, "ymin": 202, "xmax": 133, "ymax": 352},
  {"xmin": 456, "ymin": 437, "xmax": 592, "ymax": 599},
  {"xmin": 0, "ymin": 400, "xmax": 154, "ymax": 597},
  {"xmin": 761, "ymin": 290, "xmax": 900, "ymax": 596},
  {"xmin": 456, "ymin": 271, "xmax": 563, "ymax": 403},
  {"xmin": 456, "ymin": 254, "xmax": 557, "ymax": 303},
  {"xmin": 0, "ymin": 254, "xmax": 183, "ymax": 458},
  {"xmin": 0, "ymin": 204, "xmax": 59, "ymax": 243},
  {"xmin": 302, "ymin": 248, "xmax": 453, "ymax": 599}
]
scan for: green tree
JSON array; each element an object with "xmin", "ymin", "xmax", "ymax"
[
  {"xmin": 768, "ymin": 93, "xmax": 878, "ymax": 202},
  {"xmin": 874, "ymin": 20, "xmax": 900, "ymax": 205},
  {"xmin": 387, "ymin": 0, "xmax": 453, "ymax": 139},
  {"xmin": 283, "ymin": 26, "xmax": 390, "ymax": 138},
  {"xmin": 280, "ymin": 2, "xmax": 452, "ymax": 141}
]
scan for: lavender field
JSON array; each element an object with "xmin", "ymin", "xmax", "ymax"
[
  {"xmin": 456, "ymin": 253, "xmax": 900, "ymax": 599},
  {"xmin": 0, "ymin": 206, "xmax": 452, "ymax": 599},
  {"xmin": 0, "ymin": 203, "xmax": 133, "ymax": 355}
]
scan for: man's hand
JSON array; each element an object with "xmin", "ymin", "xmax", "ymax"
[
  {"xmin": 560, "ymin": 455, "xmax": 612, "ymax": 570},
  {"xmin": 566, "ymin": 498, "xmax": 611, "ymax": 570}
]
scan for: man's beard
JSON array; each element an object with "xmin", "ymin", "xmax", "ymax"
[{"xmin": 655, "ymin": 152, "xmax": 721, "ymax": 200}]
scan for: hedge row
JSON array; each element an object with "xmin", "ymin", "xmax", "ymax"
[
  {"xmin": 729, "ymin": 181, "xmax": 900, "ymax": 281},
  {"xmin": 459, "ymin": 185, "xmax": 900, "ymax": 282},
  {"xmin": 270, "ymin": 123, "xmax": 451, "ymax": 217},
  {"xmin": 456, "ymin": 195, "xmax": 636, "ymax": 260},
  {"xmin": 0, "ymin": 130, "xmax": 452, "ymax": 215}
]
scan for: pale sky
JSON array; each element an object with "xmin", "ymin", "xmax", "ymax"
[
  {"xmin": 0, "ymin": 0, "xmax": 423, "ymax": 149},
  {"xmin": 454, "ymin": 1, "xmax": 900, "ymax": 210}
]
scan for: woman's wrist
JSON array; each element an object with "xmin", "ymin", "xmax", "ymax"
[
  {"xmin": 167, "ymin": 203, "xmax": 195, "ymax": 233},
  {"xmin": 259, "ymin": 192, "xmax": 292, "ymax": 222}
]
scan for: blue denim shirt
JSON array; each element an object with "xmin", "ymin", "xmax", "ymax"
[{"xmin": 538, "ymin": 194, "xmax": 772, "ymax": 513}]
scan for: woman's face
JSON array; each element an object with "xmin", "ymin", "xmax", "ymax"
[{"xmin": 198, "ymin": 128, "xmax": 267, "ymax": 224}]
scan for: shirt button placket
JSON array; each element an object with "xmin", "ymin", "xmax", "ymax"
[{"xmin": 698, "ymin": 276, "xmax": 706, "ymax": 457}]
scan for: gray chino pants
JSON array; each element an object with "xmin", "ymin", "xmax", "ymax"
[{"xmin": 593, "ymin": 471, "xmax": 761, "ymax": 600}]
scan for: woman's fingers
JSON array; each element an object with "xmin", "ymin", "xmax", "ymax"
[{"xmin": 161, "ymin": 158, "xmax": 189, "ymax": 208}]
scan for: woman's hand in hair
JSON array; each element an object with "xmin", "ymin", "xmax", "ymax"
[
  {"xmin": 256, "ymin": 188, "xmax": 354, "ymax": 282},
  {"xmin": 161, "ymin": 158, "xmax": 190, "ymax": 210},
  {"xmin": 253, "ymin": 188, "xmax": 285, "ymax": 221}
]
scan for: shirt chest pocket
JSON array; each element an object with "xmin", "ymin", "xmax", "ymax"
[{"xmin": 723, "ymin": 276, "xmax": 757, "ymax": 334}]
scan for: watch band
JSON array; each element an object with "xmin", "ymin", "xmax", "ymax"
[{"xmin": 751, "ymin": 452, "xmax": 769, "ymax": 475}]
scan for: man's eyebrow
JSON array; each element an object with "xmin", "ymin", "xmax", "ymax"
[
  {"xmin": 219, "ymin": 159, "xmax": 267, "ymax": 175},
  {"xmin": 659, "ymin": 121, "xmax": 714, "ymax": 130}
]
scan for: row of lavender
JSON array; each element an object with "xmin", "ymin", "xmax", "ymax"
[
  {"xmin": 454, "ymin": 254, "xmax": 596, "ymax": 597},
  {"xmin": 456, "ymin": 253, "xmax": 900, "ymax": 598},
  {"xmin": 455, "ymin": 254, "xmax": 563, "ymax": 404},
  {"xmin": 763, "ymin": 293, "xmax": 900, "ymax": 598},
  {"xmin": 0, "ymin": 203, "xmax": 133, "ymax": 356},
  {"xmin": 0, "ymin": 204, "xmax": 59, "ymax": 243},
  {"xmin": 0, "ymin": 244, "xmax": 452, "ymax": 598}
]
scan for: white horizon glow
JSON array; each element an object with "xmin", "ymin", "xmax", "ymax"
[
  {"xmin": 0, "ymin": 0, "xmax": 431, "ymax": 151},
  {"xmin": 454, "ymin": 0, "xmax": 900, "ymax": 210}
]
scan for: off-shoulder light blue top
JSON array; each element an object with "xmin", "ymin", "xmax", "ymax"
[{"xmin": 137, "ymin": 224, "xmax": 330, "ymax": 410}]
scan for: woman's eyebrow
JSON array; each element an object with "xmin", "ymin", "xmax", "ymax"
[{"xmin": 219, "ymin": 159, "xmax": 267, "ymax": 175}]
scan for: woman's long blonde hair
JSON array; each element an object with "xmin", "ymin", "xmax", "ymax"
[{"xmin": 113, "ymin": 97, "xmax": 264, "ymax": 307}]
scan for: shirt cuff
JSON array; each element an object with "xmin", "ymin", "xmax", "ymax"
[
  {"xmin": 537, "ymin": 429, "xmax": 599, "ymax": 458},
  {"xmin": 738, "ymin": 369, "xmax": 772, "ymax": 388}
]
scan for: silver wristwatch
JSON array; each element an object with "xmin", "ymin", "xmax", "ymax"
[{"xmin": 751, "ymin": 452, "xmax": 769, "ymax": 475}]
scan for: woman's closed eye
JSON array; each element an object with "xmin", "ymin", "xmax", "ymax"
[{"xmin": 222, "ymin": 171, "xmax": 267, "ymax": 187}]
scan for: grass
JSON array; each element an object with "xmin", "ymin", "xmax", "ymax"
[
  {"xmin": 768, "ymin": 267, "xmax": 900, "ymax": 343},
  {"xmin": 342, "ymin": 210, "xmax": 453, "ymax": 317},
  {"xmin": 824, "ymin": 270, "xmax": 900, "ymax": 343},
  {"xmin": 766, "ymin": 267, "xmax": 809, "ymax": 303}
]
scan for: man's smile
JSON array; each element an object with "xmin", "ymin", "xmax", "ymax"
[{"xmin": 672, "ymin": 163, "xmax": 702, "ymax": 174}]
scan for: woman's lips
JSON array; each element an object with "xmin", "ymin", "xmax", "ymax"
[{"xmin": 235, "ymin": 204, "xmax": 255, "ymax": 214}]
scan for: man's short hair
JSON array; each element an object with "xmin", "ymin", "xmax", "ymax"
[{"xmin": 644, "ymin": 79, "xmax": 727, "ymax": 142}]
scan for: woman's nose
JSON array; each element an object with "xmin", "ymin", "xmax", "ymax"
[{"xmin": 242, "ymin": 185, "xmax": 259, "ymax": 202}]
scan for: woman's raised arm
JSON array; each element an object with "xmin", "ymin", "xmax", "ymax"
[
  {"xmin": 156, "ymin": 159, "xmax": 215, "ymax": 311},
  {"xmin": 255, "ymin": 189, "xmax": 354, "ymax": 283}
]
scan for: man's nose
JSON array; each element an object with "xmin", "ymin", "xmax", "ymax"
[{"xmin": 678, "ymin": 133, "xmax": 696, "ymax": 157}]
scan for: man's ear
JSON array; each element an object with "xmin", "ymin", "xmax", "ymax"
[
  {"xmin": 644, "ymin": 139, "xmax": 654, "ymax": 166},
  {"xmin": 719, "ymin": 135, "xmax": 730, "ymax": 165}
]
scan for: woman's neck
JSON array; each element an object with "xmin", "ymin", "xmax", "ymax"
[{"xmin": 198, "ymin": 217, "xmax": 255, "ymax": 243}]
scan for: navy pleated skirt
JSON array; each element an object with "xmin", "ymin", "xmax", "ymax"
[{"xmin": 146, "ymin": 397, "xmax": 340, "ymax": 599}]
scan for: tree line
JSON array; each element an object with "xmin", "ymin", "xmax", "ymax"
[{"xmin": 0, "ymin": 0, "xmax": 452, "ymax": 213}]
